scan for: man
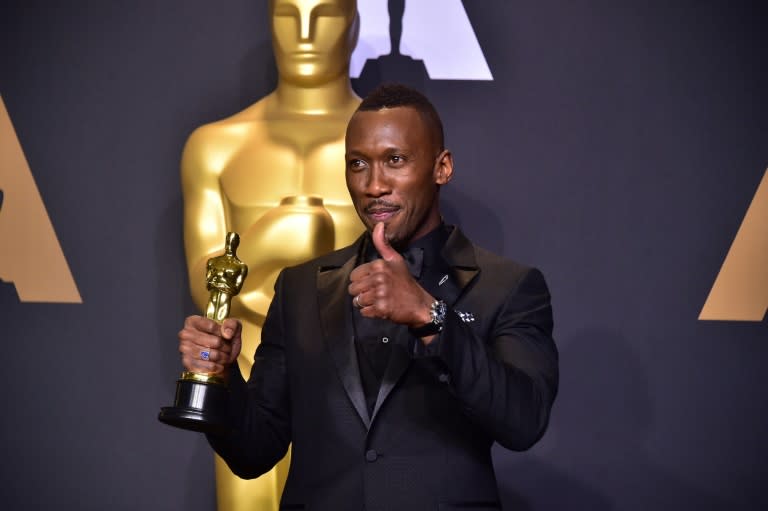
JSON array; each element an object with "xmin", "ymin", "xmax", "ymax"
[{"xmin": 178, "ymin": 84, "xmax": 559, "ymax": 510}]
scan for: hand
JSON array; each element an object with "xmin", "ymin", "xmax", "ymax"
[
  {"xmin": 348, "ymin": 222, "xmax": 434, "ymax": 328},
  {"xmin": 178, "ymin": 315, "xmax": 242, "ymax": 379}
]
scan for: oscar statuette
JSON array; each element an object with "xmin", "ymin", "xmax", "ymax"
[{"xmin": 159, "ymin": 232, "xmax": 248, "ymax": 434}]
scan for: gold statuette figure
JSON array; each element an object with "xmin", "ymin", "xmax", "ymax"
[
  {"xmin": 159, "ymin": 232, "xmax": 248, "ymax": 430},
  {"xmin": 179, "ymin": 1, "xmax": 364, "ymax": 510},
  {"xmin": 205, "ymin": 232, "xmax": 248, "ymax": 323}
]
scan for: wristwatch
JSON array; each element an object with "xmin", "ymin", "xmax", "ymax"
[{"xmin": 410, "ymin": 300, "xmax": 447, "ymax": 337}]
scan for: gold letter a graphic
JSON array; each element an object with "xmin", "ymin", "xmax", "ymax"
[
  {"xmin": 700, "ymin": 169, "xmax": 767, "ymax": 321},
  {"xmin": 0, "ymin": 95, "xmax": 82, "ymax": 302}
]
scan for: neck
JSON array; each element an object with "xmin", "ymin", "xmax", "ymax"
[{"xmin": 273, "ymin": 74, "xmax": 359, "ymax": 115}]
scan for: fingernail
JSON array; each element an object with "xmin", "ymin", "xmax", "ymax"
[{"xmin": 224, "ymin": 328, "xmax": 233, "ymax": 338}]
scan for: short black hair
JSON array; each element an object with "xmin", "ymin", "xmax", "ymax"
[{"xmin": 357, "ymin": 83, "xmax": 445, "ymax": 151}]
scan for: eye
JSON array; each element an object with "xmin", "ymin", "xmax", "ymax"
[
  {"xmin": 347, "ymin": 159, "xmax": 367, "ymax": 171},
  {"xmin": 388, "ymin": 154, "xmax": 406, "ymax": 166},
  {"xmin": 273, "ymin": 4, "xmax": 297, "ymax": 17},
  {"xmin": 313, "ymin": 4, "xmax": 344, "ymax": 17}
]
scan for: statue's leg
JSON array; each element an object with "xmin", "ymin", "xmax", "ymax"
[
  {"xmin": 215, "ymin": 295, "xmax": 230, "ymax": 323},
  {"xmin": 214, "ymin": 320, "xmax": 291, "ymax": 511},
  {"xmin": 205, "ymin": 291, "xmax": 218, "ymax": 321},
  {"xmin": 215, "ymin": 451, "xmax": 291, "ymax": 511}
]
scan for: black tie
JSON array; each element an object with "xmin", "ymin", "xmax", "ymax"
[
  {"xmin": 364, "ymin": 240, "xmax": 424, "ymax": 278},
  {"xmin": 401, "ymin": 246, "xmax": 424, "ymax": 279}
]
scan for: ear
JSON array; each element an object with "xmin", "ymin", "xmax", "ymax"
[{"xmin": 433, "ymin": 149, "xmax": 454, "ymax": 185}]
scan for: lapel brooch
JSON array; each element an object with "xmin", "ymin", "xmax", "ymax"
[{"xmin": 455, "ymin": 310, "xmax": 476, "ymax": 323}]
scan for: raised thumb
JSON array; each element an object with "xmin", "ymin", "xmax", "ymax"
[{"xmin": 372, "ymin": 222, "xmax": 400, "ymax": 262}]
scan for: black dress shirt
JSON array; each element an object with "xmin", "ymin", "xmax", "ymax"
[{"xmin": 352, "ymin": 224, "xmax": 452, "ymax": 416}]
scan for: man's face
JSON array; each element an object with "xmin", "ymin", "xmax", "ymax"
[
  {"xmin": 271, "ymin": 0, "xmax": 358, "ymax": 86},
  {"xmin": 345, "ymin": 106, "xmax": 453, "ymax": 249}
]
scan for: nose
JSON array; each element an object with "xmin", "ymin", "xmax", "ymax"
[
  {"xmin": 298, "ymin": 9, "xmax": 314, "ymax": 42},
  {"xmin": 364, "ymin": 166, "xmax": 391, "ymax": 197}
]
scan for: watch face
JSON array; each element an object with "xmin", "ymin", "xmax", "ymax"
[
  {"xmin": 411, "ymin": 300, "xmax": 449, "ymax": 337},
  {"xmin": 431, "ymin": 300, "xmax": 448, "ymax": 324}
]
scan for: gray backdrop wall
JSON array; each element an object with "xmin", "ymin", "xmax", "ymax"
[{"xmin": 1, "ymin": 1, "xmax": 766, "ymax": 510}]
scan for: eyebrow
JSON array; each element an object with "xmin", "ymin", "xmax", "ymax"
[{"xmin": 274, "ymin": 1, "xmax": 346, "ymax": 15}]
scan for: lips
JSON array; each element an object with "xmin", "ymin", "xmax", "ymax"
[
  {"xmin": 364, "ymin": 203, "xmax": 400, "ymax": 223},
  {"xmin": 293, "ymin": 52, "xmax": 319, "ymax": 59}
]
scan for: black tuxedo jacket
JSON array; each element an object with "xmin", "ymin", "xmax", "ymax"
[{"xmin": 208, "ymin": 227, "xmax": 558, "ymax": 511}]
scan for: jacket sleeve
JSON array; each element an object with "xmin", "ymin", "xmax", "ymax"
[
  {"xmin": 413, "ymin": 267, "xmax": 558, "ymax": 451},
  {"xmin": 206, "ymin": 271, "xmax": 292, "ymax": 479}
]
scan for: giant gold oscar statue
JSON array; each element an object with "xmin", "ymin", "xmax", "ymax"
[{"xmin": 180, "ymin": 1, "xmax": 363, "ymax": 510}]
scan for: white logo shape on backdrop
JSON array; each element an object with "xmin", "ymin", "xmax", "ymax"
[{"xmin": 351, "ymin": 0, "xmax": 493, "ymax": 80}]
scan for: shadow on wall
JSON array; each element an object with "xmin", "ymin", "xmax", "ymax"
[
  {"xmin": 440, "ymin": 183, "xmax": 505, "ymax": 256},
  {"xmin": 496, "ymin": 328, "xmax": 735, "ymax": 510}
]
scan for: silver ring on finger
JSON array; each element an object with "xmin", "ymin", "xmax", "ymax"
[
  {"xmin": 353, "ymin": 294, "xmax": 363, "ymax": 309},
  {"xmin": 200, "ymin": 350, "xmax": 211, "ymax": 361}
]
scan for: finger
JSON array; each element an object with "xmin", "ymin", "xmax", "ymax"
[
  {"xmin": 179, "ymin": 336, "xmax": 231, "ymax": 361},
  {"xmin": 372, "ymin": 222, "xmax": 400, "ymax": 262},
  {"xmin": 353, "ymin": 292, "xmax": 367, "ymax": 309},
  {"xmin": 358, "ymin": 300, "xmax": 388, "ymax": 320},
  {"xmin": 185, "ymin": 315, "xmax": 220, "ymax": 336},
  {"xmin": 178, "ymin": 327, "xmax": 228, "ymax": 352},
  {"xmin": 179, "ymin": 332, "xmax": 235, "ymax": 375},
  {"xmin": 348, "ymin": 279, "xmax": 370, "ymax": 297},
  {"xmin": 349, "ymin": 261, "xmax": 372, "ymax": 282},
  {"xmin": 180, "ymin": 342, "xmax": 227, "ymax": 362},
  {"xmin": 221, "ymin": 318, "xmax": 242, "ymax": 340}
]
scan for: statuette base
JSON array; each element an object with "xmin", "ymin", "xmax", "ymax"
[{"xmin": 158, "ymin": 376, "xmax": 229, "ymax": 434}]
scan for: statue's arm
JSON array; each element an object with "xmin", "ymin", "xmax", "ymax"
[
  {"xmin": 181, "ymin": 126, "xmax": 229, "ymax": 313},
  {"xmin": 234, "ymin": 270, "xmax": 246, "ymax": 291}
]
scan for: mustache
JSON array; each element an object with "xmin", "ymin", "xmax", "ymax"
[{"xmin": 363, "ymin": 200, "xmax": 399, "ymax": 213}]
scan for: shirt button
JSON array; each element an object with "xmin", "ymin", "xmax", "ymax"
[
  {"xmin": 382, "ymin": 337, "xmax": 389, "ymax": 344},
  {"xmin": 438, "ymin": 373, "xmax": 450, "ymax": 384},
  {"xmin": 365, "ymin": 449, "xmax": 378, "ymax": 462}
]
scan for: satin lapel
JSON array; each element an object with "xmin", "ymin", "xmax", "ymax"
[
  {"xmin": 317, "ymin": 250, "xmax": 371, "ymax": 429},
  {"xmin": 440, "ymin": 227, "xmax": 480, "ymax": 307},
  {"xmin": 370, "ymin": 326, "xmax": 411, "ymax": 424}
]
